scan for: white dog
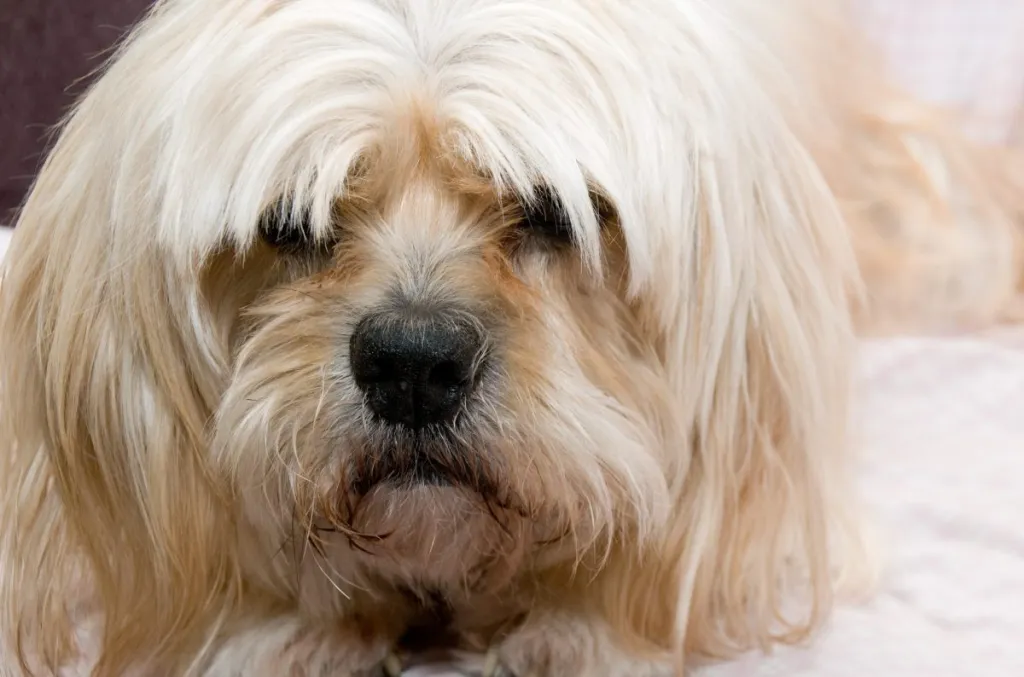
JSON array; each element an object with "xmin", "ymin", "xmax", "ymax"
[{"xmin": 1, "ymin": 0, "xmax": 1021, "ymax": 675}]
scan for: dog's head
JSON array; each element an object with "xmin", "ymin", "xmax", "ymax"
[{"xmin": 0, "ymin": 0, "xmax": 865, "ymax": 672}]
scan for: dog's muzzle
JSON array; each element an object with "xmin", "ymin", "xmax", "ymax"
[{"xmin": 345, "ymin": 307, "xmax": 499, "ymax": 493}]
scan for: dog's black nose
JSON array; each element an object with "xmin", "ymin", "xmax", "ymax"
[{"xmin": 349, "ymin": 311, "xmax": 483, "ymax": 429}]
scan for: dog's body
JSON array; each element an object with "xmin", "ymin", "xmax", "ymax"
[{"xmin": 1, "ymin": 1, "xmax": 1021, "ymax": 675}]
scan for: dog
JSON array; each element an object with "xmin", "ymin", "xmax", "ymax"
[{"xmin": 1, "ymin": 0, "xmax": 1022, "ymax": 675}]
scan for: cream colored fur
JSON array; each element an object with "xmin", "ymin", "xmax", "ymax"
[{"xmin": 1, "ymin": 1, "xmax": 1021, "ymax": 676}]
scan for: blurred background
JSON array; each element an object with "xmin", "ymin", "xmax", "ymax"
[
  {"xmin": 1, "ymin": 0, "xmax": 1023, "ymax": 226},
  {"xmin": 1, "ymin": 0, "xmax": 151, "ymax": 224},
  {"xmin": 857, "ymin": 0, "xmax": 1024, "ymax": 145}
]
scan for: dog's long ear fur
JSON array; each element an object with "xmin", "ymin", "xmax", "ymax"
[
  {"xmin": 592, "ymin": 12, "xmax": 874, "ymax": 666},
  {"xmin": 0, "ymin": 53, "xmax": 240, "ymax": 677},
  {"xmin": 606, "ymin": 122, "xmax": 870, "ymax": 666}
]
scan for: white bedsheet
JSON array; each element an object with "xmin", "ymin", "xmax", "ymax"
[{"xmin": 2, "ymin": 228, "xmax": 1022, "ymax": 676}]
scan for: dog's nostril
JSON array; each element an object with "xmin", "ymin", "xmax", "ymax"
[
  {"xmin": 349, "ymin": 311, "xmax": 484, "ymax": 429},
  {"xmin": 428, "ymin": 360, "xmax": 468, "ymax": 389}
]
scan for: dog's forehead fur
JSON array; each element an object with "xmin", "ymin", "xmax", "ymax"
[
  {"xmin": 131, "ymin": 0, "xmax": 634, "ymax": 260},
  {"xmin": 91, "ymin": 0, "xmax": 801, "ymax": 289}
]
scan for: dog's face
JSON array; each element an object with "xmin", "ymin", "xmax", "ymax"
[{"xmin": 213, "ymin": 134, "xmax": 673, "ymax": 579}]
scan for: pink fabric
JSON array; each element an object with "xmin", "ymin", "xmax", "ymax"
[{"xmin": 695, "ymin": 334, "xmax": 1024, "ymax": 677}]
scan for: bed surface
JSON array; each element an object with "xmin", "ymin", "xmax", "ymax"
[{"xmin": 2, "ymin": 227, "xmax": 1022, "ymax": 676}]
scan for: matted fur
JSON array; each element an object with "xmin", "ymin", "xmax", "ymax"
[{"xmin": 0, "ymin": 0, "xmax": 1021, "ymax": 676}]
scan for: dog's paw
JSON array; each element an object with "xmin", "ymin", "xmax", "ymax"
[
  {"xmin": 482, "ymin": 611, "xmax": 675, "ymax": 677},
  {"xmin": 199, "ymin": 615, "xmax": 406, "ymax": 677}
]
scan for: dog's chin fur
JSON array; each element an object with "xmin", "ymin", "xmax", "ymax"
[{"xmin": 1, "ymin": 0, "xmax": 1022, "ymax": 675}]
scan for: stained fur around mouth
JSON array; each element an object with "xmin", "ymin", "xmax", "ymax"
[
  {"xmin": 349, "ymin": 429, "xmax": 500, "ymax": 495},
  {"xmin": 343, "ymin": 359, "xmax": 507, "ymax": 497},
  {"xmin": 310, "ymin": 424, "xmax": 536, "ymax": 547}
]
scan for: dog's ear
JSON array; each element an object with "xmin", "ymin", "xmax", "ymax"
[
  {"xmin": 0, "ymin": 99, "xmax": 240, "ymax": 674},
  {"xmin": 596, "ymin": 103, "xmax": 875, "ymax": 666}
]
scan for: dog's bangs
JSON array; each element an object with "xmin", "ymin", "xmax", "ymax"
[{"xmin": 462, "ymin": 145, "xmax": 605, "ymax": 272}]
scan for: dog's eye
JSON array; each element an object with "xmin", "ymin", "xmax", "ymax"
[
  {"xmin": 257, "ymin": 203, "xmax": 330, "ymax": 254},
  {"xmin": 518, "ymin": 187, "xmax": 574, "ymax": 243},
  {"xmin": 516, "ymin": 187, "xmax": 616, "ymax": 245}
]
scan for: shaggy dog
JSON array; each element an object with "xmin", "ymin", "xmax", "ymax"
[{"xmin": 1, "ymin": 0, "xmax": 1021, "ymax": 675}]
